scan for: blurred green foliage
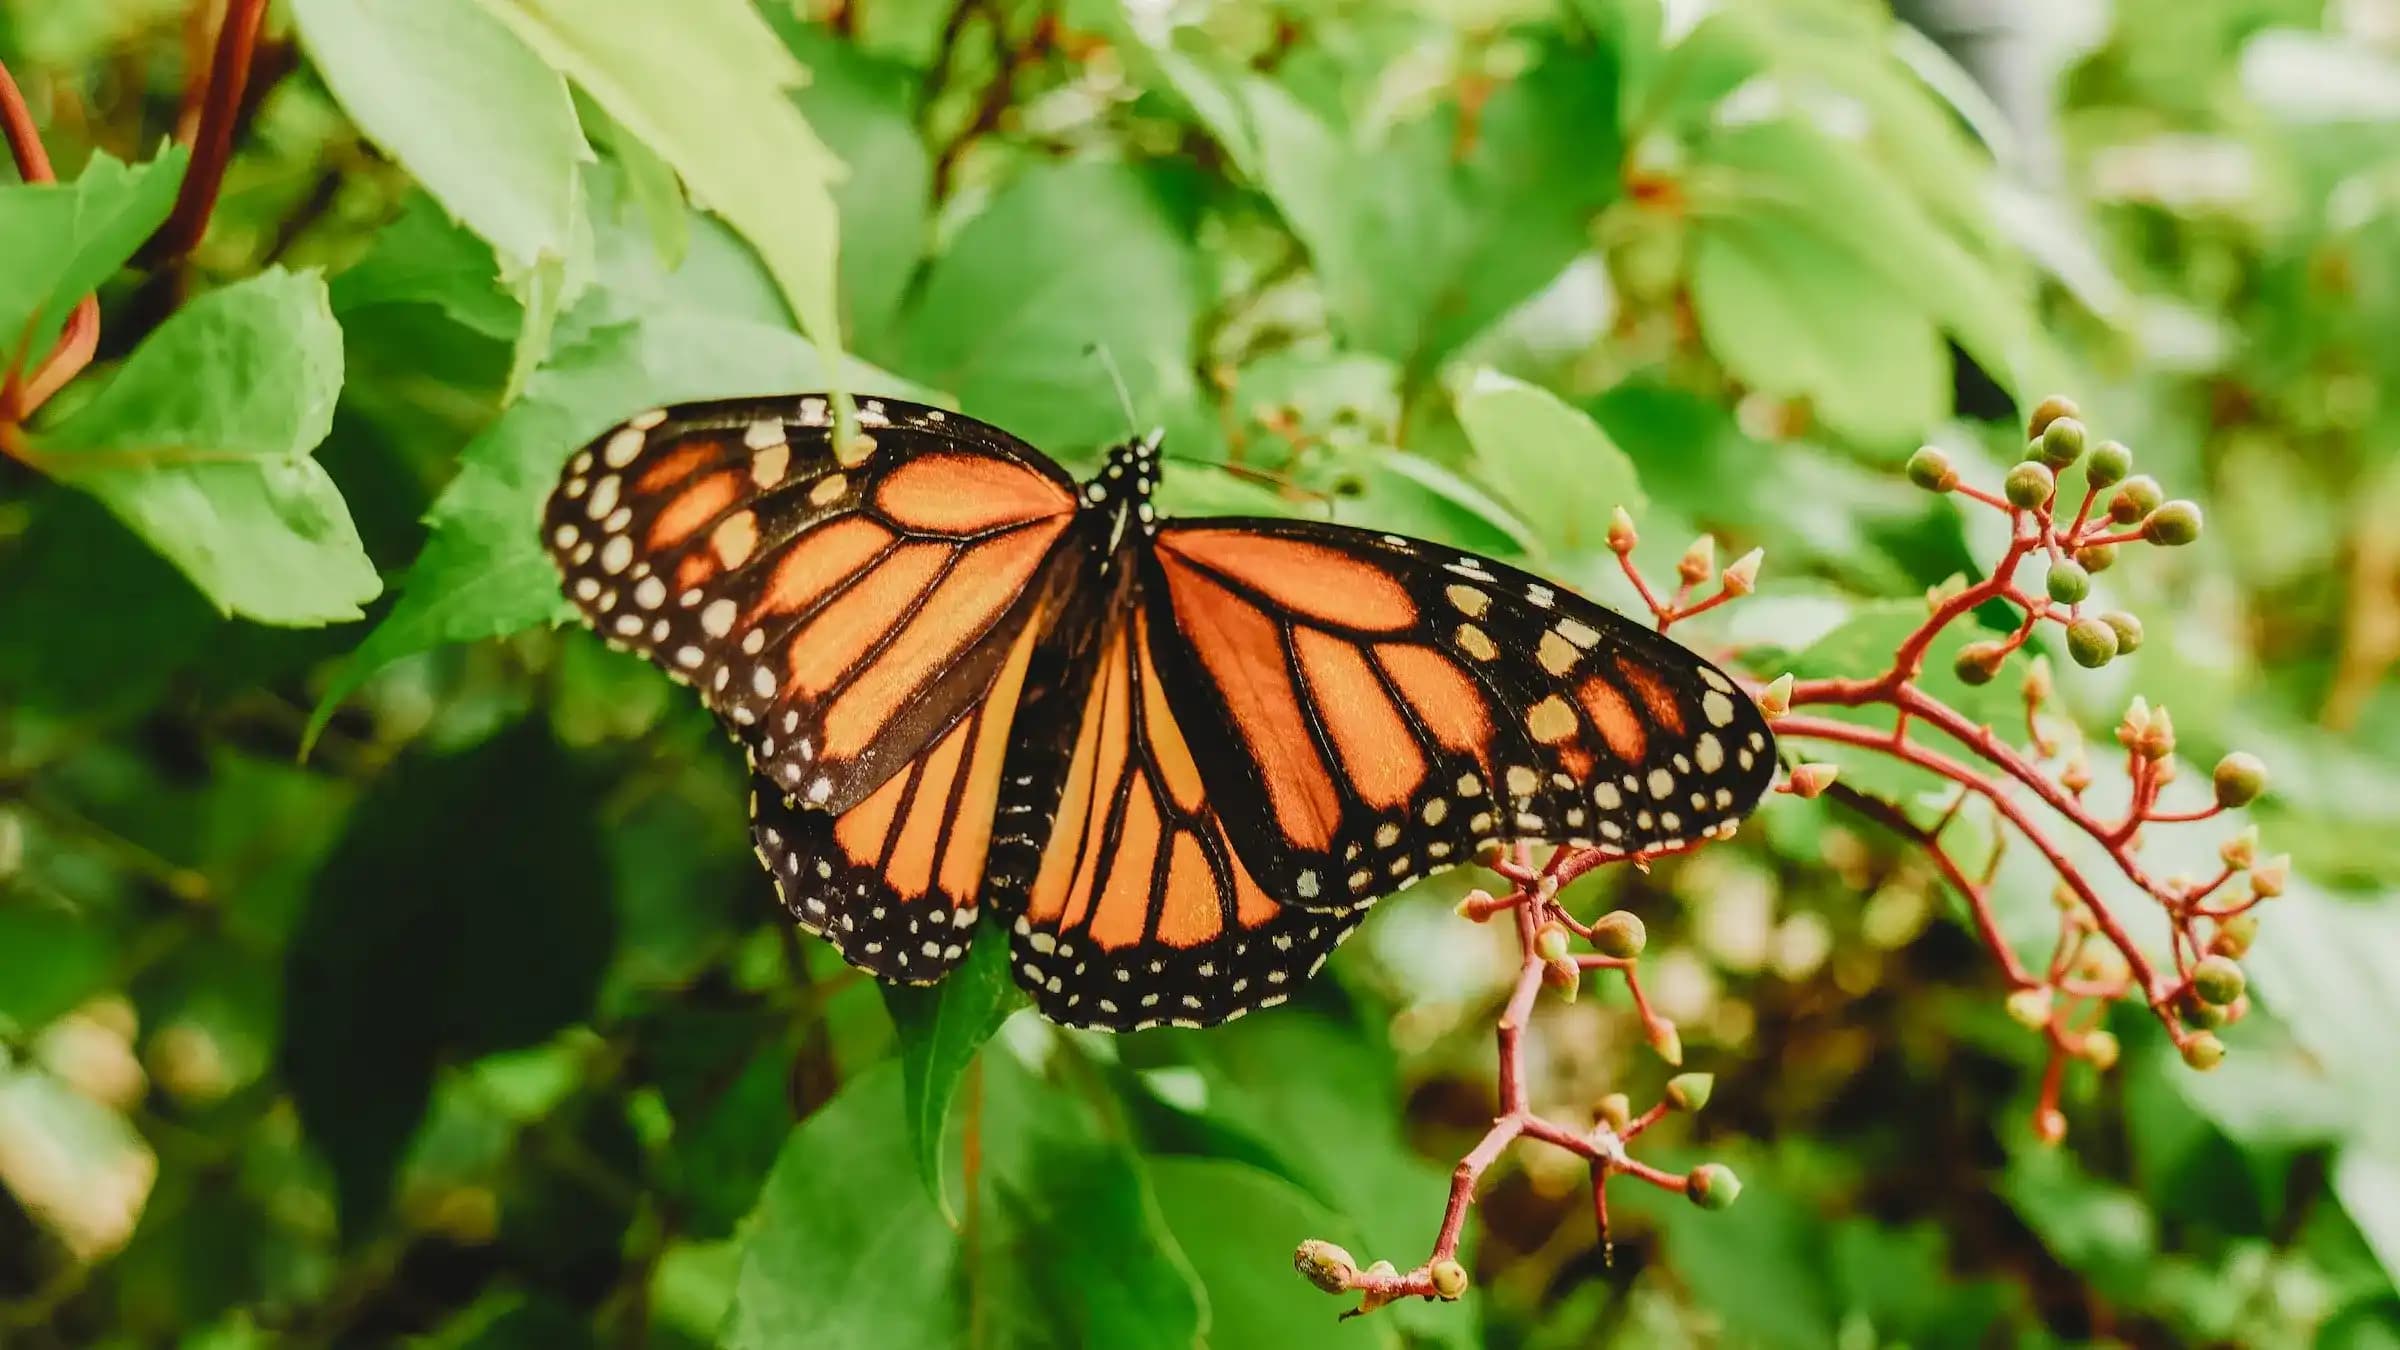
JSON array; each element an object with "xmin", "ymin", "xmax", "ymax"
[{"xmin": 2, "ymin": 0, "xmax": 2398, "ymax": 1345}]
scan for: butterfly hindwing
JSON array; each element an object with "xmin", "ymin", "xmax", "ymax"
[
  {"xmin": 1148, "ymin": 519, "xmax": 1777, "ymax": 908},
  {"xmin": 544, "ymin": 395, "xmax": 1078, "ymax": 815},
  {"xmin": 746, "ymin": 604, "xmax": 1048, "ymax": 983},
  {"xmin": 983, "ymin": 577, "xmax": 1366, "ymax": 1030}
]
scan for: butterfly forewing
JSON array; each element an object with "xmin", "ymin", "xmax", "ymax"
[
  {"xmin": 1147, "ymin": 519, "xmax": 1776, "ymax": 908},
  {"xmin": 543, "ymin": 395, "xmax": 1078, "ymax": 814}
]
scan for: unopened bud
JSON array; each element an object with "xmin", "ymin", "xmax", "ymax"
[
  {"xmin": 2005, "ymin": 986, "xmax": 2054, "ymax": 1029},
  {"xmin": 2022, "ymin": 654, "xmax": 2054, "ymax": 703},
  {"xmin": 1666, "ymin": 1072, "xmax": 1715, "ymax": 1112},
  {"xmin": 2112, "ymin": 475, "xmax": 2166, "ymax": 524},
  {"xmin": 2076, "ymin": 542, "xmax": 2119, "ymax": 573},
  {"xmin": 2062, "ymin": 752, "xmax": 2093, "ymax": 794},
  {"xmin": 1788, "ymin": 762, "xmax": 1839, "ymax": 798},
  {"xmin": 2038, "ymin": 416, "xmax": 2087, "ymax": 469},
  {"xmin": 2034, "ymin": 1106, "xmax": 2069, "ymax": 1145},
  {"xmin": 2086, "ymin": 440, "xmax": 2133, "ymax": 487},
  {"xmin": 1429, "ymin": 1257, "xmax": 1469, "ymax": 1300},
  {"xmin": 1647, "ymin": 1017, "xmax": 1684, "ymax": 1066},
  {"xmin": 2027, "ymin": 395, "xmax": 2081, "ymax": 439},
  {"xmin": 1455, "ymin": 889, "xmax": 1498, "ymax": 922},
  {"xmin": 1757, "ymin": 673, "xmax": 1793, "ymax": 719},
  {"xmin": 1678, "ymin": 535, "xmax": 1717, "ymax": 587},
  {"xmin": 1535, "ymin": 923, "xmax": 1573, "ymax": 964},
  {"xmin": 2182, "ymin": 994, "xmax": 2228, "ymax": 1029},
  {"xmin": 2192, "ymin": 955, "xmax": 2246, "ymax": 1006},
  {"xmin": 1591, "ymin": 910, "xmax": 1647, "ymax": 960},
  {"xmin": 1722, "ymin": 547, "xmax": 1762, "ymax": 596},
  {"xmin": 2137, "ymin": 705, "xmax": 2176, "ymax": 760},
  {"xmin": 1596, "ymin": 1093, "xmax": 1634, "ymax": 1133},
  {"xmin": 2143, "ymin": 501, "xmax": 2204, "ymax": 546},
  {"xmin": 2082, "ymin": 1029, "xmax": 2121, "ymax": 1070},
  {"xmin": 1907, "ymin": 446, "xmax": 1959, "ymax": 491},
  {"xmin": 2067, "ymin": 617, "xmax": 2119, "ymax": 668},
  {"xmin": 1543, "ymin": 956, "xmax": 1581, "ymax": 1000},
  {"xmin": 2249, "ymin": 853, "xmax": 2289, "ymax": 898},
  {"xmin": 2181, "ymin": 1032, "xmax": 2226, "ymax": 1071},
  {"xmin": 2212, "ymin": 752, "xmax": 2267, "ymax": 808},
  {"xmin": 2005, "ymin": 461, "xmax": 2057, "ymax": 510},
  {"xmin": 2046, "ymin": 560, "xmax": 2091, "ymax": 604},
  {"xmin": 1687, "ymin": 1163, "xmax": 1742, "ymax": 1211},
  {"xmin": 2100, "ymin": 610, "xmax": 2143, "ymax": 654},
  {"xmin": 2212, "ymin": 912, "xmax": 2259, "ymax": 959},
  {"xmin": 1954, "ymin": 641, "xmax": 2008, "ymax": 685},
  {"xmin": 2116, "ymin": 696, "xmax": 2153, "ymax": 749},
  {"xmin": 1295, "ymin": 1239, "xmax": 1358, "ymax": 1293},
  {"xmin": 1608, "ymin": 506, "xmax": 1639, "ymax": 554},
  {"xmin": 2219, "ymin": 826, "xmax": 2259, "ymax": 870}
]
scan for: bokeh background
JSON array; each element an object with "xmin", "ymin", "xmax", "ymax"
[{"xmin": 4, "ymin": 0, "xmax": 2399, "ymax": 1345}]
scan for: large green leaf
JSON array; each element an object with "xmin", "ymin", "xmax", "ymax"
[
  {"xmin": 1455, "ymin": 369, "xmax": 1647, "ymax": 557},
  {"xmin": 900, "ymin": 160, "xmax": 1206, "ymax": 454},
  {"xmin": 475, "ymin": 0, "xmax": 845, "ymax": 365},
  {"xmin": 33, "ymin": 268, "xmax": 379, "ymax": 626},
  {"xmin": 291, "ymin": 0, "xmax": 592, "ymax": 395},
  {"xmin": 0, "ymin": 147, "xmax": 185, "ymax": 375},
  {"xmin": 882, "ymin": 937, "xmax": 1024, "ymax": 1221}
]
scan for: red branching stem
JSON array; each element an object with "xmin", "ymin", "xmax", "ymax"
[
  {"xmin": 147, "ymin": 0, "xmax": 268, "ymax": 262},
  {"xmin": 0, "ymin": 57, "xmax": 100, "ymax": 425}
]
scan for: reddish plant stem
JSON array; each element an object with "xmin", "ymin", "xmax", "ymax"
[
  {"xmin": 0, "ymin": 57, "xmax": 101, "ymax": 425},
  {"xmin": 146, "ymin": 0, "xmax": 268, "ymax": 262}
]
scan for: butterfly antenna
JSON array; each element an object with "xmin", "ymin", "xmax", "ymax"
[{"xmin": 1086, "ymin": 343, "xmax": 1142, "ymax": 441}]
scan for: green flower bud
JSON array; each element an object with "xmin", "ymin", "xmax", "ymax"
[
  {"xmin": 2212, "ymin": 752, "xmax": 2267, "ymax": 808},
  {"xmin": 2066, "ymin": 617, "xmax": 2120, "ymax": 668},
  {"xmin": 1535, "ymin": 923, "xmax": 1573, "ymax": 964},
  {"xmin": 2180, "ymin": 1032, "xmax": 2226, "ymax": 1071},
  {"xmin": 1954, "ymin": 641, "xmax": 2007, "ymax": 686},
  {"xmin": 2192, "ymin": 955, "xmax": 2246, "ymax": 1006},
  {"xmin": 1591, "ymin": 910, "xmax": 1647, "ymax": 960},
  {"xmin": 2046, "ymin": 561, "xmax": 2091, "ymax": 604},
  {"xmin": 2005, "ymin": 986, "xmax": 2054, "ymax": 1029},
  {"xmin": 2086, "ymin": 440, "xmax": 2133, "ymax": 487},
  {"xmin": 2250, "ymin": 853, "xmax": 2289, "ymax": 898},
  {"xmin": 2082, "ymin": 1030, "xmax": 2121, "ymax": 1070},
  {"xmin": 2100, "ymin": 610, "xmax": 2143, "ymax": 654},
  {"xmin": 1429, "ymin": 1257, "xmax": 1469, "ymax": 1299},
  {"xmin": 2005, "ymin": 461, "xmax": 2056, "ymax": 510},
  {"xmin": 2142, "ymin": 500, "xmax": 2204, "ymax": 545},
  {"xmin": 2212, "ymin": 912, "xmax": 2259, "ymax": 958},
  {"xmin": 1906, "ymin": 446, "xmax": 1958, "ymax": 492},
  {"xmin": 1687, "ymin": 1163, "xmax": 1743, "ymax": 1211},
  {"xmin": 1294, "ymin": 1239, "xmax": 1358, "ymax": 1293},
  {"xmin": 2027, "ymin": 395, "xmax": 2081, "ymax": 439},
  {"xmin": 2039, "ymin": 416, "xmax": 2087, "ymax": 468},
  {"xmin": 1648, "ymin": 1017, "xmax": 1683, "ymax": 1066},
  {"xmin": 1666, "ymin": 1072, "xmax": 1715, "ymax": 1112},
  {"xmin": 2075, "ymin": 542, "xmax": 2118, "ymax": 573},
  {"xmin": 2182, "ymin": 994, "xmax": 2228, "ymax": 1029},
  {"xmin": 2109, "ymin": 475, "xmax": 2164, "ymax": 523},
  {"xmin": 1596, "ymin": 1093, "xmax": 1634, "ymax": 1133}
]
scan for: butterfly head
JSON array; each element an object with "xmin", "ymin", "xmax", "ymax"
[{"xmin": 1083, "ymin": 427, "xmax": 1165, "ymax": 536}]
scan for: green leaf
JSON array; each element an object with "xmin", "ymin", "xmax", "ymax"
[
  {"xmin": 475, "ymin": 0, "xmax": 846, "ymax": 366},
  {"xmin": 307, "ymin": 309, "xmax": 933, "ymax": 743},
  {"xmin": 782, "ymin": 27, "xmax": 932, "ymax": 354},
  {"xmin": 724, "ymin": 1063, "xmax": 966, "ymax": 1349},
  {"xmin": 282, "ymin": 723, "xmax": 611, "ymax": 1227},
  {"xmin": 900, "ymin": 160, "xmax": 1205, "ymax": 453},
  {"xmin": 1149, "ymin": 1157, "xmax": 1400, "ymax": 1350},
  {"xmin": 33, "ymin": 267, "xmax": 379, "ymax": 626},
  {"xmin": 0, "ymin": 906, "xmax": 115, "ymax": 1036},
  {"xmin": 0, "ymin": 147, "xmax": 186, "ymax": 375},
  {"xmin": 1455, "ymin": 369, "xmax": 1647, "ymax": 556},
  {"xmin": 291, "ymin": 0, "xmax": 593, "ymax": 392},
  {"xmin": 1689, "ymin": 215, "xmax": 1946, "ymax": 450},
  {"xmin": 882, "ymin": 936, "xmax": 1024, "ymax": 1221}
]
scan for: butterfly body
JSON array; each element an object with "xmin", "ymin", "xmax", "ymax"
[{"xmin": 544, "ymin": 395, "xmax": 1775, "ymax": 1029}]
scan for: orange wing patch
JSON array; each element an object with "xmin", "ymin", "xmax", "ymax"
[
  {"xmin": 1004, "ymin": 609, "xmax": 1366, "ymax": 1029},
  {"xmin": 1156, "ymin": 531, "xmax": 1417, "ymax": 631}
]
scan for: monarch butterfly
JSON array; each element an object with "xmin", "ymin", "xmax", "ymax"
[{"xmin": 543, "ymin": 395, "xmax": 1775, "ymax": 1029}]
